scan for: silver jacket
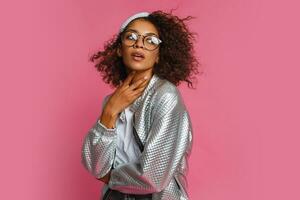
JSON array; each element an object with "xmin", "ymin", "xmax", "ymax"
[{"xmin": 81, "ymin": 74, "xmax": 193, "ymax": 200}]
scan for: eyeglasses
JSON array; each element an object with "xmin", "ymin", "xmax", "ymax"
[{"xmin": 121, "ymin": 30, "xmax": 162, "ymax": 51}]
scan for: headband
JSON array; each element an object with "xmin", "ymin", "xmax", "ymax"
[{"xmin": 119, "ymin": 11, "xmax": 150, "ymax": 33}]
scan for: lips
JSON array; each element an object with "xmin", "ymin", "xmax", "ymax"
[{"xmin": 131, "ymin": 51, "xmax": 145, "ymax": 61}]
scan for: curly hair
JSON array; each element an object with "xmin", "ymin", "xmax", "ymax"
[{"xmin": 89, "ymin": 9, "xmax": 202, "ymax": 89}]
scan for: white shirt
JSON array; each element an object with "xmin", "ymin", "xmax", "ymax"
[
  {"xmin": 99, "ymin": 95, "xmax": 141, "ymax": 168},
  {"xmin": 113, "ymin": 104, "xmax": 142, "ymax": 168},
  {"xmin": 98, "ymin": 96, "xmax": 142, "ymax": 196}
]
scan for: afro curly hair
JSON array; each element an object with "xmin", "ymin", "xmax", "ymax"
[{"xmin": 89, "ymin": 9, "xmax": 202, "ymax": 89}]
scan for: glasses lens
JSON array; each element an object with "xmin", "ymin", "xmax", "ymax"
[
  {"xmin": 122, "ymin": 31, "xmax": 138, "ymax": 46},
  {"xmin": 144, "ymin": 36, "xmax": 161, "ymax": 50},
  {"xmin": 121, "ymin": 31, "xmax": 162, "ymax": 50}
]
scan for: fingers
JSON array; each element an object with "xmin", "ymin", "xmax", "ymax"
[
  {"xmin": 131, "ymin": 84, "xmax": 147, "ymax": 97},
  {"xmin": 119, "ymin": 73, "xmax": 150, "ymax": 105},
  {"xmin": 128, "ymin": 75, "xmax": 149, "ymax": 91}
]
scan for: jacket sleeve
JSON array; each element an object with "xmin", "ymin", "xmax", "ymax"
[
  {"xmin": 108, "ymin": 91, "xmax": 193, "ymax": 194},
  {"xmin": 81, "ymin": 94, "xmax": 117, "ymax": 179}
]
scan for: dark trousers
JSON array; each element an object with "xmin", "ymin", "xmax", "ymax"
[{"xmin": 102, "ymin": 188, "xmax": 152, "ymax": 200}]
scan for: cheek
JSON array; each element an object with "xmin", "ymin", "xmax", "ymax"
[
  {"xmin": 121, "ymin": 47, "xmax": 130, "ymax": 56},
  {"xmin": 121, "ymin": 50, "xmax": 132, "ymax": 62},
  {"xmin": 148, "ymin": 51, "xmax": 159, "ymax": 62}
]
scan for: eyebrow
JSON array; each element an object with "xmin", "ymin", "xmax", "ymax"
[{"xmin": 126, "ymin": 29, "xmax": 158, "ymax": 36}]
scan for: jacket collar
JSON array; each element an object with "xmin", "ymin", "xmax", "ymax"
[{"xmin": 119, "ymin": 73, "xmax": 160, "ymax": 122}]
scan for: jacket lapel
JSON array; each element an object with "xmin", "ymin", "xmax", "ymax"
[{"xmin": 130, "ymin": 73, "xmax": 160, "ymax": 146}]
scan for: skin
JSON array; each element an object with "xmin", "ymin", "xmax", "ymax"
[
  {"xmin": 98, "ymin": 19, "xmax": 161, "ymax": 184},
  {"xmin": 117, "ymin": 19, "xmax": 160, "ymax": 83}
]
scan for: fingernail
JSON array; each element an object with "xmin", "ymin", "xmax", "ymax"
[{"xmin": 144, "ymin": 76, "xmax": 148, "ymax": 79}]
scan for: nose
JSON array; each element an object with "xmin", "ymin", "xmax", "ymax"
[{"xmin": 133, "ymin": 37, "xmax": 144, "ymax": 49}]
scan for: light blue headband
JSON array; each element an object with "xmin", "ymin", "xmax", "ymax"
[{"xmin": 119, "ymin": 12, "xmax": 150, "ymax": 33}]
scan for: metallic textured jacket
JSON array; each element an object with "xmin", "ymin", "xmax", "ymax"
[{"xmin": 81, "ymin": 74, "xmax": 193, "ymax": 200}]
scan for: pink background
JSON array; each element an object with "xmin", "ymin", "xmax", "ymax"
[{"xmin": 1, "ymin": 0, "xmax": 299, "ymax": 199}]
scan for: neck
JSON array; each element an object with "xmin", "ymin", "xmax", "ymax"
[{"xmin": 127, "ymin": 68, "xmax": 154, "ymax": 83}]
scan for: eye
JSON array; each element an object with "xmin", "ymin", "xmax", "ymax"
[
  {"xmin": 146, "ymin": 36, "xmax": 160, "ymax": 45},
  {"xmin": 127, "ymin": 33, "xmax": 138, "ymax": 40}
]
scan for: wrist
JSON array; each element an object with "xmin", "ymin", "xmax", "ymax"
[
  {"xmin": 102, "ymin": 108, "xmax": 118, "ymax": 119},
  {"xmin": 99, "ymin": 109, "xmax": 118, "ymax": 129}
]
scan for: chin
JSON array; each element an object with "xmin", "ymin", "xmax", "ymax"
[{"xmin": 126, "ymin": 63, "xmax": 149, "ymax": 71}]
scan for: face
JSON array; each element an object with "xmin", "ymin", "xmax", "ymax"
[{"xmin": 117, "ymin": 19, "xmax": 160, "ymax": 75}]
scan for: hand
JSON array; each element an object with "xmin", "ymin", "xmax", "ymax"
[
  {"xmin": 97, "ymin": 170, "xmax": 111, "ymax": 184},
  {"xmin": 103, "ymin": 71, "xmax": 150, "ymax": 116}
]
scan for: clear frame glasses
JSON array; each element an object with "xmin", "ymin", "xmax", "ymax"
[{"xmin": 121, "ymin": 30, "xmax": 162, "ymax": 51}]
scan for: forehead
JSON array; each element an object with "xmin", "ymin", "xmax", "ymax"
[{"xmin": 126, "ymin": 19, "xmax": 159, "ymax": 35}]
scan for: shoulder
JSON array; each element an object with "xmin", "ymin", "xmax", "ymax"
[{"xmin": 151, "ymin": 77, "xmax": 187, "ymax": 114}]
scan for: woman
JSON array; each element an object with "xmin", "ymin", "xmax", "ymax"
[{"xmin": 81, "ymin": 10, "xmax": 200, "ymax": 200}]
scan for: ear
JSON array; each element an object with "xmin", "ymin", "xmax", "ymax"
[{"xmin": 155, "ymin": 56, "xmax": 159, "ymax": 64}]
